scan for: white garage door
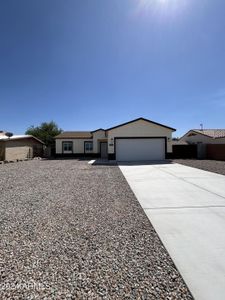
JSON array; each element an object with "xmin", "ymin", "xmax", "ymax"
[{"xmin": 116, "ymin": 138, "xmax": 165, "ymax": 161}]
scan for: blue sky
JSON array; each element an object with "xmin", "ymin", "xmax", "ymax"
[{"xmin": 0, "ymin": 0, "xmax": 225, "ymax": 137}]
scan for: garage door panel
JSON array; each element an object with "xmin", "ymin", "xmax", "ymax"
[{"xmin": 116, "ymin": 138, "xmax": 165, "ymax": 161}]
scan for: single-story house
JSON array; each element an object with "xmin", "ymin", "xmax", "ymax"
[
  {"xmin": 179, "ymin": 129, "xmax": 225, "ymax": 144},
  {"xmin": 0, "ymin": 132, "xmax": 44, "ymax": 161},
  {"xmin": 55, "ymin": 117, "xmax": 176, "ymax": 161}
]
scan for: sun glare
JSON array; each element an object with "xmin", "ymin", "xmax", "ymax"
[
  {"xmin": 140, "ymin": 0, "xmax": 178, "ymax": 8},
  {"xmin": 136, "ymin": 0, "xmax": 188, "ymax": 18}
]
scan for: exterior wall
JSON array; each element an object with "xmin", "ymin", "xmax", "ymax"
[
  {"xmin": 219, "ymin": 137, "xmax": 225, "ymax": 143},
  {"xmin": 4, "ymin": 139, "xmax": 43, "ymax": 161},
  {"xmin": 180, "ymin": 132, "xmax": 225, "ymax": 144},
  {"xmin": 107, "ymin": 119, "xmax": 173, "ymax": 154},
  {"xmin": 56, "ymin": 132, "xmax": 107, "ymax": 155},
  {"xmin": 92, "ymin": 130, "xmax": 106, "ymax": 153},
  {"xmin": 55, "ymin": 138, "xmax": 93, "ymax": 154}
]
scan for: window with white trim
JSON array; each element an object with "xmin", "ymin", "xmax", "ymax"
[
  {"xmin": 63, "ymin": 141, "xmax": 73, "ymax": 153},
  {"xmin": 85, "ymin": 142, "xmax": 93, "ymax": 152}
]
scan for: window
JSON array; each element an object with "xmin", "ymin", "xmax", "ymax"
[
  {"xmin": 63, "ymin": 141, "xmax": 73, "ymax": 153},
  {"xmin": 85, "ymin": 141, "xmax": 93, "ymax": 152}
]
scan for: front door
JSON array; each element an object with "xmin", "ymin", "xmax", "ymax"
[{"xmin": 100, "ymin": 142, "xmax": 108, "ymax": 159}]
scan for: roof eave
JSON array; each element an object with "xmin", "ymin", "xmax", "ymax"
[
  {"xmin": 55, "ymin": 136, "xmax": 93, "ymax": 139},
  {"xmin": 0, "ymin": 136, "xmax": 45, "ymax": 144},
  {"xmin": 91, "ymin": 128, "xmax": 105, "ymax": 133},
  {"xmin": 106, "ymin": 117, "xmax": 176, "ymax": 132}
]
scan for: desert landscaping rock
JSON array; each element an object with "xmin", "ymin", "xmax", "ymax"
[
  {"xmin": 173, "ymin": 159, "xmax": 225, "ymax": 176},
  {"xmin": 0, "ymin": 160, "xmax": 193, "ymax": 299}
]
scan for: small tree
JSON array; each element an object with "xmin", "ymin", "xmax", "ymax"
[{"xmin": 26, "ymin": 121, "xmax": 62, "ymax": 154}]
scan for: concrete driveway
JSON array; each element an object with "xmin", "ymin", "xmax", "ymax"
[{"xmin": 119, "ymin": 162, "xmax": 225, "ymax": 300}]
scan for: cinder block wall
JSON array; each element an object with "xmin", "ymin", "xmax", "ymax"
[{"xmin": 5, "ymin": 139, "xmax": 43, "ymax": 161}]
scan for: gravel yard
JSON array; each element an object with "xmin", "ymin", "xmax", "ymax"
[
  {"xmin": 0, "ymin": 160, "xmax": 192, "ymax": 299},
  {"xmin": 173, "ymin": 159, "xmax": 225, "ymax": 176}
]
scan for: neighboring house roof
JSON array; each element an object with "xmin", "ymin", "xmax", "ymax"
[
  {"xmin": 192, "ymin": 129, "xmax": 225, "ymax": 139},
  {"xmin": 55, "ymin": 131, "xmax": 92, "ymax": 139},
  {"xmin": 0, "ymin": 135, "xmax": 45, "ymax": 144},
  {"xmin": 182, "ymin": 129, "xmax": 225, "ymax": 140},
  {"xmin": 106, "ymin": 117, "xmax": 176, "ymax": 132}
]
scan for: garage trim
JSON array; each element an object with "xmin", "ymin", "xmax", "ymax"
[{"xmin": 114, "ymin": 136, "xmax": 167, "ymax": 161}]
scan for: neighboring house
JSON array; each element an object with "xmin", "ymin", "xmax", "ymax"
[
  {"xmin": 55, "ymin": 117, "xmax": 176, "ymax": 161},
  {"xmin": 179, "ymin": 129, "xmax": 225, "ymax": 144},
  {"xmin": 0, "ymin": 132, "xmax": 44, "ymax": 161}
]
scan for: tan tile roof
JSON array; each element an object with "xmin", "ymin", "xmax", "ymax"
[
  {"xmin": 55, "ymin": 131, "xmax": 92, "ymax": 139},
  {"xmin": 193, "ymin": 129, "xmax": 225, "ymax": 139}
]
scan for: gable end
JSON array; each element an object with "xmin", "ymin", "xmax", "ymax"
[{"xmin": 106, "ymin": 117, "xmax": 176, "ymax": 132}]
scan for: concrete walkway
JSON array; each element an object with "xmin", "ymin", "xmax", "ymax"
[{"xmin": 119, "ymin": 162, "xmax": 225, "ymax": 300}]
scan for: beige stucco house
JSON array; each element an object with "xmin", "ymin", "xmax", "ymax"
[
  {"xmin": 0, "ymin": 132, "xmax": 44, "ymax": 161},
  {"xmin": 179, "ymin": 129, "xmax": 225, "ymax": 145},
  {"xmin": 55, "ymin": 117, "xmax": 176, "ymax": 161}
]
